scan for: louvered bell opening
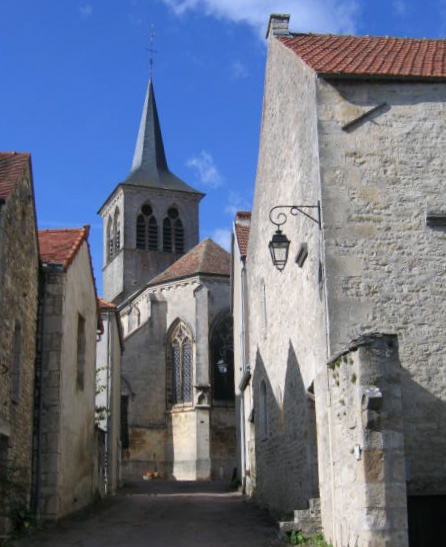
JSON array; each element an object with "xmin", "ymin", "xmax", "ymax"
[
  {"xmin": 136, "ymin": 215, "xmax": 146, "ymax": 249},
  {"xmin": 175, "ymin": 219, "xmax": 184, "ymax": 254},
  {"xmin": 163, "ymin": 218, "xmax": 172, "ymax": 252},
  {"xmin": 148, "ymin": 216, "xmax": 158, "ymax": 250}
]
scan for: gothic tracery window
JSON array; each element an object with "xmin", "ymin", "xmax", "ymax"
[
  {"xmin": 210, "ymin": 312, "xmax": 234, "ymax": 403},
  {"xmin": 167, "ymin": 321, "xmax": 193, "ymax": 406},
  {"xmin": 136, "ymin": 203, "xmax": 158, "ymax": 250},
  {"xmin": 163, "ymin": 207, "xmax": 184, "ymax": 254}
]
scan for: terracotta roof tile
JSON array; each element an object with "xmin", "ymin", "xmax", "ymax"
[
  {"xmin": 279, "ymin": 34, "xmax": 446, "ymax": 79},
  {"xmin": 98, "ymin": 297, "xmax": 117, "ymax": 310},
  {"xmin": 39, "ymin": 227, "xmax": 89, "ymax": 271},
  {"xmin": 148, "ymin": 238, "xmax": 230, "ymax": 286},
  {"xmin": 234, "ymin": 211, "xmax": 251, "ymax": 259},
  {"xmin": 0, "ymin": 152, "xmax": 31, "ymax": 201}
]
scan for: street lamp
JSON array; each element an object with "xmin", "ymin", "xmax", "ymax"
[{"xmin": 268, "ymin": 203, "xmax": 321, "ymax": 271}]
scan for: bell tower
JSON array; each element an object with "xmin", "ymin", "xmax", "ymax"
[{"xmin": 99, "ymin": 79, "xmax": 204, "ymax": 304}]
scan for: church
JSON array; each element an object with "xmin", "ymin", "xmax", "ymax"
[{"xmin": 98, "ymin": 77, "xmax": 236, "ymax": 481}]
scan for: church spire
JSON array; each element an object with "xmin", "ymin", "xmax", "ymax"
[
  {"xmin": 130, "ymin": 79, "xmax": 168, "ymax": 174},
  {"xmin": 123, "ymin": 78, "xmax": 202, "ymax": 195}
]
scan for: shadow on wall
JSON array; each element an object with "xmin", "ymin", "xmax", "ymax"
[{"xmin": 252, "ymin": 341, "xmax": 319, "ymax": 516}]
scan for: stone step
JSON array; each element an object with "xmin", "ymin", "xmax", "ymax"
[{"xmin": 278, "ymin": 498, "xmax": 322, "ymax": 538}]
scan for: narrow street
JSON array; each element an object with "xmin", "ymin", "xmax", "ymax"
[{"xmin": 12, "ymin": 481, "xmax": 281, "ymax": 547}]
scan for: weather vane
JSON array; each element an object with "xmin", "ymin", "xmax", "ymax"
[{"xmin": 147, "ymin": 24, "xmax": 158, "ymax": 79}]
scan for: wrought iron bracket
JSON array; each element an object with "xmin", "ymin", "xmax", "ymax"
[{"xmin": 269, "ymin": 202, "xmax": 321, "ymax": 230}]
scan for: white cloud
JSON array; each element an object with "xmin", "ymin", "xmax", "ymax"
[
  {"xmin": 224, "ymin": 191, "xmax": 251, "ymax": 217},
  {"xmin": 392, "ymin": 0, "xmax": 407, "ymax": 17},
  {"xmin": 229, "ymin": 60, "xmax": 248, "ymax": 79},
  {"xmin": 212, "ymin": 228, "xmax": 232, "ymax": 250},
  {"xmin": 161, "ymin": 0, "xmax": 360, "ymax": 36},
  {"xmin": 187, "ymin": 150, "xmax": 223, "ymax": 188},
  {"xmin": 79, "ymin": 4, "xmax": 93, "ymax": 19}
]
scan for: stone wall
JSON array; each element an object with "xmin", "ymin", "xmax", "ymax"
[
  {"xmin": 0, "ymin": 160, "xmax": 39, "ymax": 529},
  {"xmin": 318, "ymin": 77, "xmax": 446, "ymax": 501},
  {"xmin": 246, "ymin": 38, "xmax": 326, "ymax": 515},
  {"xmin": 39, "ymin": 242, "xmax": 98, "ymax": 519},
  {"xmin": 120, "ymin": 276, "xmax": 235, "ymax": 481},
  {"xmin": 101, "ymin": 185, "xmax": 201, "ymax": 303},
  {"xmin": 324, "ymin": 335, "xmax": 407, "ymax": 546}
]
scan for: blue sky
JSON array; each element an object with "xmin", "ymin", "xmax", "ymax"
[{"xmin": 2, "ymin": 0, "xmax": 446, "ymax": 295}]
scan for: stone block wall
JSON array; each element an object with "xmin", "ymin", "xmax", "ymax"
[
  {"xmin": 0, "ymin": 161, "xmax": 39, "ymax": 529},
  {"xmin": 317, "ymin": 77, "xmax": 446, "ymax": 498},
  {"xmin": 325, "ymin": 335, "xmax": 408, "ymax": 547},
  {"xmin": 246, "ymin": 38, "xmax": 326, "ymax": 515},
  {"xmin": 39, "ymin": 242, "xmax": 98, "ymax": 520}
]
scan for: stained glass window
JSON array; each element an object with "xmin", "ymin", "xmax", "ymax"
[{"xmin": 168, "ymin": 322, "xmax": 193, "ymax": 406}]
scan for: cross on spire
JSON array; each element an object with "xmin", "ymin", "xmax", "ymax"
[{"xmin": 147, "ymin": 24, "xmax": 157, "ymax": 79}]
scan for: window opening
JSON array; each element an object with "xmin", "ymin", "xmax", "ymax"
[
  {"xmin": 210, "ymin": 313, "xmax": 234, "ymax": 402},
  {"xmin": 260, "ymin": 380, "xmax": 268, "ymax": 439},
  {"xmin": 114, "ymin": 208, "xmax": 121, "ymax": 252},
  {"xmin": 120, "ymin": 395, "xmax": 129, "ymax": 449},
  {"xmin": 107, "ymin": 217, "xmax": 114, "ymax": 262},
  {"xmin": 168, "ymin": 322, "xmax": 193, "ymax": 406},
  {"xmin": 163, "ymin": 207, "xmax": 184, "ymax": 253},
  {"xmin": 12, "ymin": 323, "xmax": 21, "ymax": 403},
  {"xmin": 163, "ymin": 218, "xmax": 172, "ymax": 252},
  {"xmin": 136, "ymin": 203, "xmax": 158, "ymax": 250},
  {"xmin": 76, "ymin": 315, "xmax": 86, "ymax": 390}
]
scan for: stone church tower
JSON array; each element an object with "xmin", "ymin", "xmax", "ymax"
[
  {"xmin": 99, "ymin": 79, "xmax": 204, "ymax": 304},
  {"xmin": 99, "ymin": 77, "xmax": 236, "ymax": 481}
]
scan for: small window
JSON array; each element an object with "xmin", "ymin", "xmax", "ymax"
[
  {"xmin": 107, "ymin": 217, "xmax": 114, "ymax": 262},
  {"xmin": 259, "ymin": 380, "xmax": 268, "ymax": 439},
  {"xmin": 121, "ymin": 395, "xmax": 129, "ymax": 449},
  {"xmin": 114, "ymin": 208, "xmax": 121, "ymax": 252},
  {"xmin": 76, "ymin": 315, "xmax": 86, "ymax": 391},
  {"xmin": 12, "ymin": 323, "xmax": 21, "ymax": 403}
]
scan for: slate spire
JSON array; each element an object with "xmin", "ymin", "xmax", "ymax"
[{"xmin": 124, "ymin": 79, "xmax": 201, "ymax": 195}]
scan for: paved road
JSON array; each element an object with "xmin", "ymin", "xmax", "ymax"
[{"xmin": 12, "ymin": 481, "xmax": 281, "ymax": 547}]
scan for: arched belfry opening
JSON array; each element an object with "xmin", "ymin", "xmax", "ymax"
[{"xmin": 136, "ymin": 202, "xmax": 158, "ymax": 250}]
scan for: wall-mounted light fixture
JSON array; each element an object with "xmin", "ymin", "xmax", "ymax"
[{"xmin": 268, "ymin": 203, "xmax": 321, "ymax": 271}]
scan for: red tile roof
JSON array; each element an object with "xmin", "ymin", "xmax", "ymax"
[
  {"xmin": 98, "ymin": 297, "xmax": 117, "ymax": 310},
  {"xmin": 0, "ymin": 152, "xmax": 31, "ymax": 201},
  {"xmin": 234, "ymin": 211, "xmax": 251, "ymax": 259},
  {"xmin": 149, "ymin": 238, "xmax": 230, "ymax": 286},
  {"xmin": 39, "ymin": 227, "xmax": 89, "ymax": 271},
  {"xmin": 279, "ymin": 34, "xmax": 446, "ymax": 79}
]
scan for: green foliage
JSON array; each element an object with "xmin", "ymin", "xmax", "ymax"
[
  {"xmin": 0, "ymin": 462, "xmax": 38, "ymax": 538},
  {"xmin": 285, "ymin": 531, "xmax": 333, "ymax": 547}
]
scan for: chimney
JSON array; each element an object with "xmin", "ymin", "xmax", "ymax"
[{"xmin": 266, "ymin": 13, "xmax": 290, "ymax": 39}]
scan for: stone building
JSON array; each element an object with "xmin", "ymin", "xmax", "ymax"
[
  {"xmin": 36, "ymin": 227, "xmax": 100, "ymax": 519},
  {"xmin": 0, "ymin": 153, "xmax": 39, "ymax": 533},
  {"xmin": 238, "ymin": 14, "xmax": 446, "ymax": 547},
  {"xmin": 231, "ymin": 211, "xmax": 252, "ymax": 492},
  {"xmin": 96, "ymin": 297, "xmax": 124, "ymax": 495},
  {"xmin": 99, "ymin": 78, "xmax": 236, "ymax": 481}
]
